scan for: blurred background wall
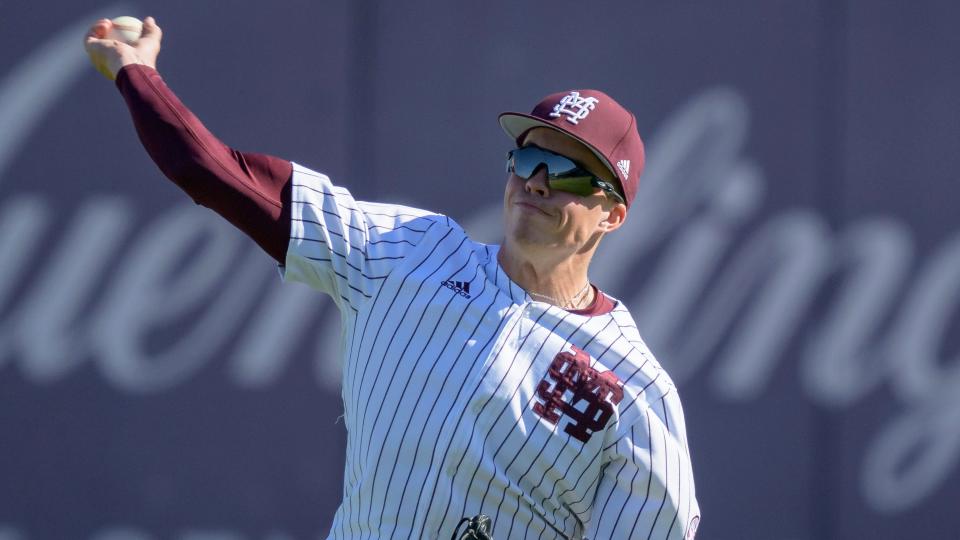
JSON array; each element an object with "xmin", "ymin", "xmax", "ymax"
[{"xmin": 1, "ymin": 1, "xmax": 959, "ymax": 539}]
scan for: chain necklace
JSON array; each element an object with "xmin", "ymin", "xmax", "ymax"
[{"xmin": 528, "ymin": 281, "xmax": 592, "ymax": 309}]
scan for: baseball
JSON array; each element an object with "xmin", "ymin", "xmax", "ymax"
[{"xmin": 106, "ymin": 16, "xmax": 143, "ymax": 43}]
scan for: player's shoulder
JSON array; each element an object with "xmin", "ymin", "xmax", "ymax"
[
  {"xmin": 594, "ymin": 304, "xmax": 681, "ymax": 419},
  {"xmin": 589, "ymin": 299, "xmax": 648, "ymax": 357},
  {"xmin": 354, "ymin": 199, "xmax": 444, "ymax": 223},
  {"xmin": 290, "ymin": 162, "xmax": 461, "ymax": 227}
]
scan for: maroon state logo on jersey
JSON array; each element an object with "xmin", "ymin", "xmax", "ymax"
[{"xmin": 533, "ymin": 345, "xmax": 624, "ymax": 443}]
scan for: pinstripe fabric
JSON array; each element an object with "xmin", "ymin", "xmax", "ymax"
[{"xmin": 281, "ymin": 164, "xmax": 700, "ymax": 539}]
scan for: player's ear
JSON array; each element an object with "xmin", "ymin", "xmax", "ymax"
[{"xmin": 598, "ymin": 202, "xmax": 626, "ymax": 233}]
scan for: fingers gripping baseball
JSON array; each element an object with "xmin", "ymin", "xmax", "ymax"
[{"xmin": 84, "ymin": 16, "xmax": 162, "ymax": 80}]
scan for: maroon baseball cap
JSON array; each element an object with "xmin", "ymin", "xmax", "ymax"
[{"xmin": 498, "ymin": 89, "xmax": 645, "ymax": 207}]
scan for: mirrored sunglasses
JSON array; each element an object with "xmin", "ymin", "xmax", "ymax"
[{"xmin": 506, "ymin": 145, "xmax": 625, "ymax": 204}]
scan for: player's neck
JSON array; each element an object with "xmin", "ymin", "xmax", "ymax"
[{"xmin": 497, "ymin": 243, "xmax": 594, "ymax": 308}]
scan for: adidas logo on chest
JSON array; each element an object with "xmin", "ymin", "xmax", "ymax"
[{"xmin": 441, "ymin": 279, "xmax": 472, "ymax": 298}]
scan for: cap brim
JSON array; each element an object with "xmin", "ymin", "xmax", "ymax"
[{"xmin": 498, "ymin": 112, "xmax": 619, "ymax": 185}]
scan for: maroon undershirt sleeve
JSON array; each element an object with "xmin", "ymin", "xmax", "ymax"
[{"xmin": 114, "ymin": 64, "xmax": 292, "ymax": 264}]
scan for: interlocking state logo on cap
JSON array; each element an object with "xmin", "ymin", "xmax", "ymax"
[
  {"xmin": 549, "ymin": 91, "xmax": 600, "ymax": 125},
  {"xmin": 498, "ymin": 89, "xmax": 646, "ymax": 208}
]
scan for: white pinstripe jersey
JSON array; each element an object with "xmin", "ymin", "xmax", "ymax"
[{"xmin": 281, "ymin": 163, "xmax": 701, "ymax": 539}]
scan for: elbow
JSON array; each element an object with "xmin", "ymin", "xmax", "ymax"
[{"xmin": 156, "ymin": 153, "xmax": 220, "ymax": 204}]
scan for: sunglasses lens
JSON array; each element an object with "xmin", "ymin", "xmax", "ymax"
[
  {"xmin": 509, "ymin": 147, "xmax": 578, "ymax": 177},
  {"xmin": 547, "ymin": 177, "xmax": 599, "ymax": 196},
  {"xmin": 507, "ymin": 146, "xmax": 621, "ymax": 201}
]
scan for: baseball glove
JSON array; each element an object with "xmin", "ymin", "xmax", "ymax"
[{"xmin": 451, "ymin": 514, "xmax": 494, "ymax": 540}]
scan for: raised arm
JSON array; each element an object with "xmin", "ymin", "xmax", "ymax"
[
  {"xmin": 84, "ymin": 17, "xmax": 446, "ymax": 309},
  {"xmin": 83, "ymin": 17, "xmax": 292, "ymax": 263}
]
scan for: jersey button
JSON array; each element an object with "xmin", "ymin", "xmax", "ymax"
[{"xmin": 446, "ymin": 463, "xmax": 457, "ymax": 477}]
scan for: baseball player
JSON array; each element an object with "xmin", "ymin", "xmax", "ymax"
[{"xmin": 85, "ymin": 17, "xmax": 701, "ymax": 540}]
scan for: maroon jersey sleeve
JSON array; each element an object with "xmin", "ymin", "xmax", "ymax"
[{"xmin": 114, "ymin": 64, "xmax": 292, "ymax": 264}]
